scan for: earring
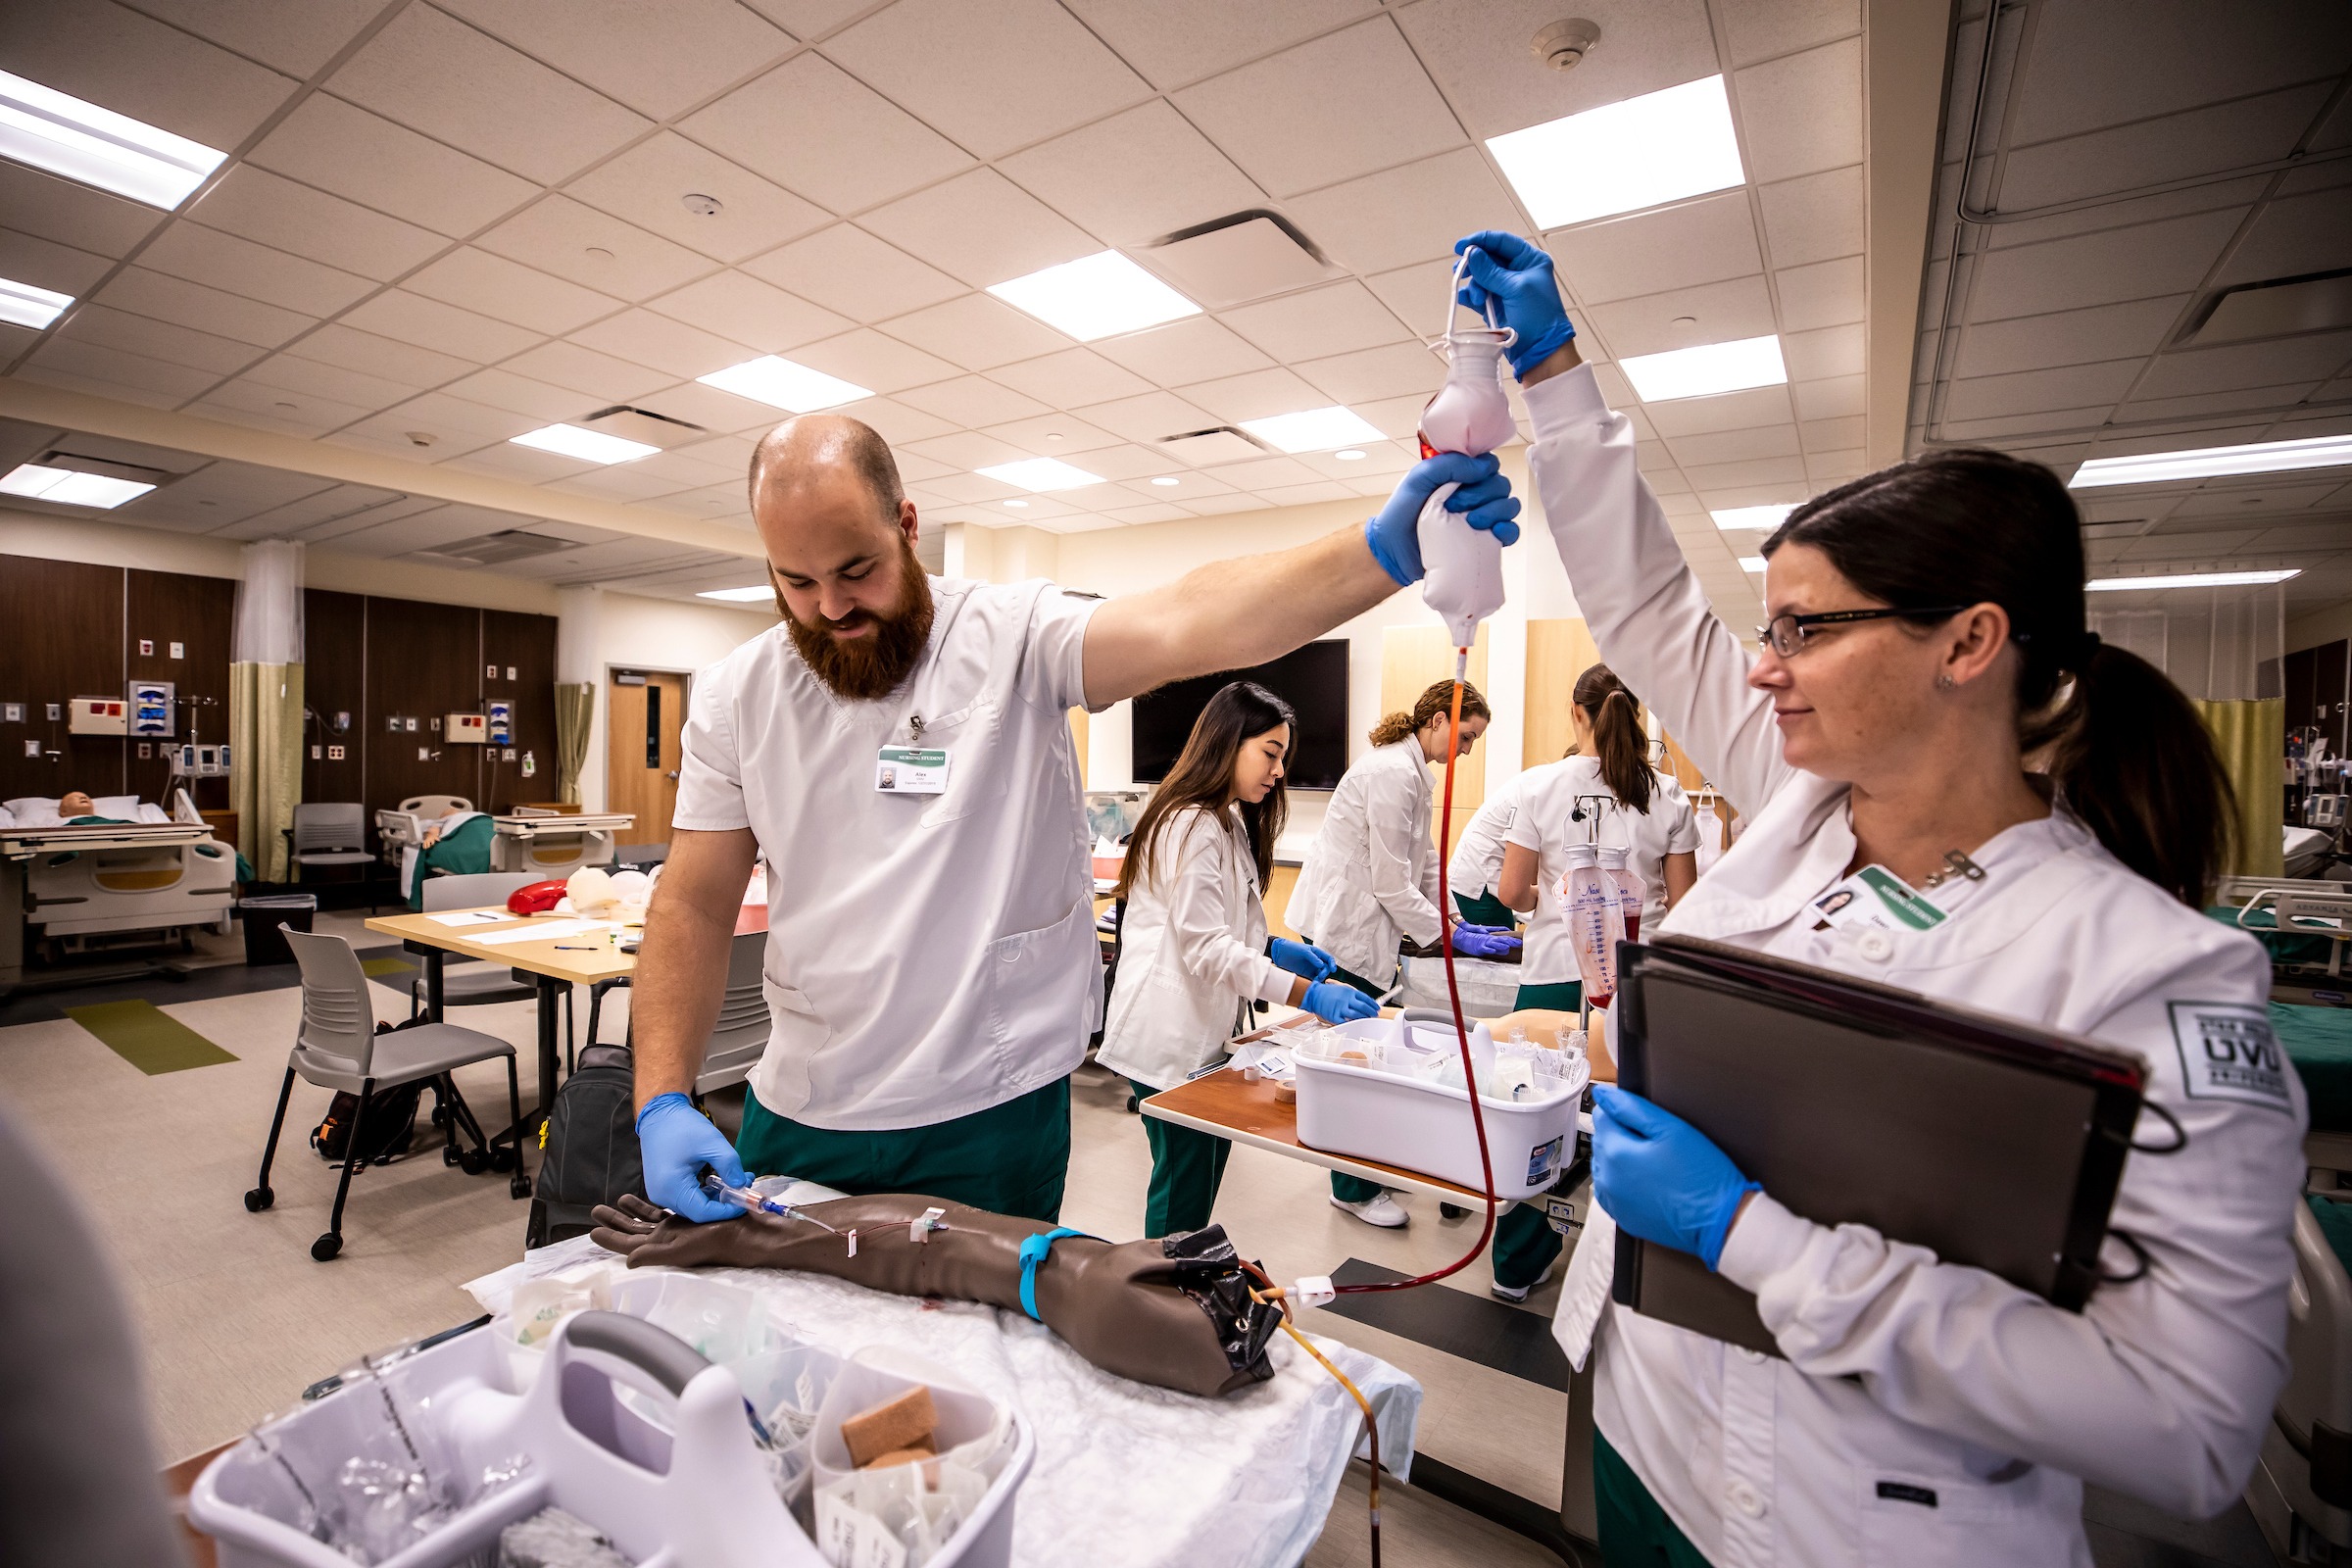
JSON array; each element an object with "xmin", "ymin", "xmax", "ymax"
[{"xmin": 1936, "ymin": 673, "xmax": 1957, "ymax": 691}]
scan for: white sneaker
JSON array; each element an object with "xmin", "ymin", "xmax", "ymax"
[
  {"xmin": 1492, "ymin": 1261, "xmax": 1557, "ymax": 1303},
  {"xmin": 1332, "ymin": 1191, "xmax": 1410, "ymax": 1228}
]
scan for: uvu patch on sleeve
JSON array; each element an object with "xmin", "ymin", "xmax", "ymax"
[{"xmin": 2169, "ymin": 1001, "xmax": 2293, "ymax": 1109}]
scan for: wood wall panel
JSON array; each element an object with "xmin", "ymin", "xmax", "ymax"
[
  {"xmin": 480, "ymin": 609, "xmax": 558, "ymax": 810},
  {"xmin": 0, "ymin": 555, "xmax": 127, "ymax": 801},
  {"xmin": 125, "ymin": 568, "xmax": 233, "ymax": 808},
  {"xmin": 1381, "ymin": 623, "xmax": 1491, "ymax": 848},
  {"xmin": 1523, "ymin": 618, "xmax": 1601, "ymax": 769},
  {"xmin": 367, "ymin": 598, "xmax": 483, "ymax": 816},
  {"xmin": 302, "ymin": 589, "xmax": 368, "ymax": 808}
]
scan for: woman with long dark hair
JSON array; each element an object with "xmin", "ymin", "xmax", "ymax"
[
  {"xmin": 1287, "ymin": 677, "xmax": 1518, "ymax": 1228},
  {"xmin": 1460, "ymin": 227, "xmax": 2305, "ymax": 1565},
  {"xmin": 1097, "ymin": 682, "xmax": 1377, "ymax": 1238}
]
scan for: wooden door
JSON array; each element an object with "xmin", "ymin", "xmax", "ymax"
[
  {"xmin": 1380, "ymin": 623, "xmax": 1492, "ymax": 850},
  {"xmin": 608, "ymin": 671, "xmax": 686, "ymax": 846}
]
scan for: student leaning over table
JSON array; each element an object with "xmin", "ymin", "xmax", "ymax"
[
  {"xmin": 1457, "ymin": 226, "xmax": 2306, "ymax": 1568},
  {"xmin": 626, "ymin": 413, "xmax": 1522, "ymax": 1227}
]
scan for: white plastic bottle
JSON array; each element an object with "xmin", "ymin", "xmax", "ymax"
[
  {"xmin": 1597, "ymin": 844, "xmax": 1643, "ymax": 945},
  {"xmin": 1416, "ymin": 327, "xmax": 1516, "ymax": 648},
  {"xmin": 1559, "ymin": 843, "xmax": 1624, "ymax": 1008}
]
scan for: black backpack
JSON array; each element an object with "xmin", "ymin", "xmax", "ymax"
[
  {"xmin": 526, "ymin": 1043, "xmax": 643, "ymax": 1250},
  {"xmin": 310, "ymin": 1020, "xmax": 431, "ymax": 1165}
]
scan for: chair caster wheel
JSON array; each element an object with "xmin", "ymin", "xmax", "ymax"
[
  {"xmin": 489, "ymin": 1147, "xmax": 518, "ymax": 1172},
  {"xmin": 244, "ymin": 1187, "xmax": 273, "ymax": 1212},
  {"xmin": 1441, "ymin": 1203, "xmax": 1468, "ymax": 1220},
  {"xmin": 429, "ymin": 1104, "xmax": 448, "ymax": 1126},
  {"xmin": 459, "ymin": 1149, "xmax": 489, "ymax": 1175},
  {"xmin": 443, "ymin": 1145, "xmax": 461, "ymax": 1166},
  {"xmin": 1125, "ymin": 1094, "xmax": 1139, "ymax": 1113},
  {"xmin": 510, "ymin": 1173, "xmax": 531, "ymax": 1200},
  {"xmin": 311, "ymin": 1233, "xmax": 342, "ymax": 1261}
]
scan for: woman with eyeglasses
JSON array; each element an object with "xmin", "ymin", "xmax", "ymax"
[{"xmin": 1455, "ymin": 228, "xmax": 2305, "ymax": 1567}]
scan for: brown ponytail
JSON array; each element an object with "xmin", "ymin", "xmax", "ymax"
[
  {"xmin": 1572, "ymin": 663, "xmax": 1654, "ymax": 813},
  {"xmin": 1767, "ymin": 448, "xmax": 2234, "ymax": 905},
  {"xmin": 1369, "ymin": 678, "xmax": 1490, "ymax": 747}
]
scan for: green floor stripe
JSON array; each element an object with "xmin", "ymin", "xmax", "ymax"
[
  {"xmin": 66, "ymin": 999, "xmax": 238, "ymax": 1075},
  {"xmin": 362, "ymin": 956, "xmax": 417, "ymax": 978}
]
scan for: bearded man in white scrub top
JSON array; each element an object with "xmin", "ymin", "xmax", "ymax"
[{"xmin": 631, "ymin": 414, "xmax": 1523, "ymax": 1224}]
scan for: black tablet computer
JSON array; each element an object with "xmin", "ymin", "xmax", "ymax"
[{"xmin": 1609, "ymin": 936, "xmax": 2148, "ymax": 1357}]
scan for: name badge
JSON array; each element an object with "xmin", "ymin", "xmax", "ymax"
[
  {"xmin": 875, "ymin": 745, "xmax": 949, "ymax": 795},
  {"xmin": 1811, "ymin": 863, "xmax": 1947, "ymax": 932}
]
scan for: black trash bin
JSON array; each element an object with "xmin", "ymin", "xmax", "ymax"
[{"xmin": 239, "ymin": 893, "xmax": 318, "ymax": 966}]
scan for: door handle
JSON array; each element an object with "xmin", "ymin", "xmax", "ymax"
[{"xmin": 664, "ymin": 770, "xmax": 679, "ymax": 781}]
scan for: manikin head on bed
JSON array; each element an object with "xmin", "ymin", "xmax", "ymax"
[{"xmin": 59, "ymin": 791, "xmax": 96, "ymax": 818}]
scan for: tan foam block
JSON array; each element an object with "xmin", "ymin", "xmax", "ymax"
[{"xmin": 841, "ymin": 1386, "xmax": 937, "ymax": 1467}]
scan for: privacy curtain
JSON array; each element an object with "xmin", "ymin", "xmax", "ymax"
[
  {"xmin": 555, "ymin": 681, "xmax": 595, "ymax": 807},
  {"xmin": 230, "ymin": 540, "xmax": 305, "ymax": 883},
  {"xmin": 2194, "ymin": 698, "xmax": 2285, "ymax": 879}
]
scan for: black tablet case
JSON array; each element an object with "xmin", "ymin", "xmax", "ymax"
[{"xmin": 1609, "ymin": 936, "xmax": 2147, "ymax": 1357}]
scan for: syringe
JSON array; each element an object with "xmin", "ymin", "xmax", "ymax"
[{"xmin": 701, "ymin": 1172, "xmax": 841, "ymax": 1234}]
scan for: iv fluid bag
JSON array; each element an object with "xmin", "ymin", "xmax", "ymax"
[
  {"xmin": 1609, "ymin": 862, "xmax": 1643, "ymax": 945},
  {"xmin": 1416, "ymin": 329, "xmax": 1515, "ymax": 647},
  {"xmin": 1562, "ymin": 861, "xmax": 1624, "ymax": 1008},
  {"xmin": 1693, "ymin": 803, "xmax": 1723, "ymax": 874},
  {"xmin": 1419, "ymin": 332, "xmax": 1517, "ymax": 457}
]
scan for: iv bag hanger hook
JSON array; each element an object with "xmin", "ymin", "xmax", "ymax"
[{"xmin": 1435, "ymin": 247, "xmax": 1516, "ymax": 353}]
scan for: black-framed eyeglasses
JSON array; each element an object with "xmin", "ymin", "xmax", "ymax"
[{"xmin": 1755, "ymin": 606, "xmax": 1969, "ymax": 659}]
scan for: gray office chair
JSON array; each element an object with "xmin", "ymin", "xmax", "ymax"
[
  {"xmin": 245, "ymin": 929, "xmax": 524, "ymax": 1261},
  {"xmin": 288, "ymin": 802, "xmax": 372, "ymax": 884},
  {"xmin": 410, "ymin": 870, "xmax": 575, "ymax": 1064},
  {"xmin": 578, "ymin": 930, "xmax": 769, "ymax": 1101}
]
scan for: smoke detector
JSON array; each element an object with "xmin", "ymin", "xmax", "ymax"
[
  {"xmin": 681, "ymin": 192, "xmax": 722, "ymax": 217},
  {"xmin": 1532, "ymin": 19, "xmax": 1601, "ymax": 72}
]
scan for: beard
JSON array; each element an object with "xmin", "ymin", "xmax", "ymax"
[{"xmin": 780, "ymin": 537, "xmax": 936, "ymax": 701}]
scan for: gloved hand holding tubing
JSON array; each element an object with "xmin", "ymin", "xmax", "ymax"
[
  {"xmin": 1452, "ymin": 231, "xmax": 1577, "ymax": 378},
  {"xmin": 1270, "ymin": 937, "xmax": 1338, "ymax": 982},
  {"xmin": 1364, "ymin": 453, "xmax": 1521, "ymax": 587},
  {"xmin": 1592, "ymin": 1084, "xmax": 1759, "ymax": 1270},
  {"xmin": 1450, "ymin": 923, "xmax": 1523, "ymax": 959},
  {"xmin": 636, "ymin": 1091, "xmax": 751, "ymax": 1222},
  {"xmin": 1302, "ymin": 980, "xmax": 1383, "ymax": 1025}
]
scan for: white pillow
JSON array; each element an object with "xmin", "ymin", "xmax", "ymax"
[
  {"xmin": 135, "ymin": 804, "xmax": 170, "ymax": 823},
  {"xmin": 0, "ymin": 808, "xmax": 14, "ymax": 828},
  {"xmin": 93, "ymin": 795, "xmax": 142, "ymax": 818},
  {"xmin": 11, "ymin": 805, "xmax": 63, "ymax": 828},
  {"xmin": 3, "ymin": 797, "xmax": 59, "ymax": 818}
]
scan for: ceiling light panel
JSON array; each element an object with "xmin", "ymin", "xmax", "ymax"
[
  {"xmin": 0, "ymin": 463, "xmax": 156, "ymax": 509},
  {"xmin": 699, "ymin": 355, "xmax": 873, "ymax": 413},
  {"xmin": 2069, "ymin": 434, "xmax": 2352, "ymax": 488},
  {"xmin": 1240, "ymin": 406, "xmax": 1385, "ymax": 453},
  {"xmin": 2086, "ymin": 569, "xmax": 2301, "ymax": 591},
  {"xmin": 0, "ymin": 69, "xmax": 226, "ymax": 209},
  {"xmin": 1621, "ymin": 335, "xmax": 1788, "ymax": 403},
  {"xmin": 0, "ymin": 275, "xmax": 72, "ymax": 329},
  {"xmin": 1486, "ymin": 76, "xmax": 1745, "ymax": 229},
  {"xmin": 1712, "ymin": 503, "xmax": 1796, "ymax": 531},
  {"xmin": 1739, "ymin": 557, "xmax": 1767, "ymax": 572},
  {"xmin": 511, "ymin": 423, "xmax": 659, "ymax": 465},
  {"xmin": 987, "ymin": 251, "xmax": 1200, "ymax": 342},
  {"xmin": 699, "ymin": 585, "xmax": 773, "ymax": 602},
  {"xmin": 976, "ymin": 457, "xmax": 1103, "ymax": 492}
]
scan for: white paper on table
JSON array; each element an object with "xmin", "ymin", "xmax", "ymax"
[
  {"xmin": 468, "ymin": 918, "xmax": 606, "ymax": 945},
  {"xmin": 425, "ymin": 909, "xmax": 515, "ymax": 927}
]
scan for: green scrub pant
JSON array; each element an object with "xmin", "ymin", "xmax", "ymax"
[
  {"xmin": 1130, "ymin": 1078, "xmax": 1231, "ymax": 1237},
  {"xmin": 1596, "ymin": 1432, "xmax": 1714, "ymax": 1566},
  {"xmin": 736, "ymin": 1078, "xmax": 1071, "ymax": 1224},
  {"xmin": 1491, "ymin": 980, "xmax": 1588, "ymax": 1286},
  {"xmin": 1454, "ymin": 890, "xmax": 1518, "ymax": 927},
  {"xmin": 1325, "ymin": 961, "xmax": 1396, "ymax": 1204}
]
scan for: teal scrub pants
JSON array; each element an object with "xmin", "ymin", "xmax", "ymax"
[
  {"xmin": 1454, "ymin": 889, "xmax": 1518, "ymax": 927},
  {"xmin": 1596, "ymin": 1432, "xmax": 1714, "ymax": 1566},
  {"xmin": 1130, "ymin": 1078, "xmax": 1231, "ymax": 1237},
  {"xmin": 1327, "ymin": 960, "xmax": 1395, "ymax": 1204},
  {"xmin": 1491, "ymin": 978, "xmax": 1587, "ymax": 1287},
  {"xmin": 736, "ymin": 1078, "xmax": 1071, "ymax": 1223}
]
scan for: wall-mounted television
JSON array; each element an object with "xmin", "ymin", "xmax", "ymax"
[{"xmin": 1130, "ymin": 639, "xmax": 1350, "ymax": 790}]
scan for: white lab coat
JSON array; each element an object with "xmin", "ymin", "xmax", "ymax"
[
  {"xmin": 1507, "ymin": 758, "xmax": 1697, "ymax": 986},
  {"xmin": 1447, "ymin": 763, "xmax": 1552, "ymax": 902},
  {"xmin": 1286, "ymin": 740, "xmax": 1442, "ymax": 984},
  {"xmin": 1526, "ymin": 365, "xmax": 2308, "ymax": 1567},
  {"xmin": 1095, "ymin": 806, "xmax": 1296, "ymax": 1092}
]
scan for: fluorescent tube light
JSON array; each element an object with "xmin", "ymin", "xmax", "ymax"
[
  {"xmin": 1739, "ymin": 556, "xmax": 1767, "ymax": 572},
  {"xmin": 987, "ymin": 251, "xmax": 1200, "ymax": 342},
  {"xmin": 1334, "ymin": 448, "xmax": 1367, "ymax": 461},
  {"xmin": 698, "ymin": 585, "xmax": 775, "ymax": 602},
  {"xmin": 1241, "ymin": 406, "xmax": 1385, "ymax": 453},
  {"xmin": 1150, "ymin": 475, "xmax": 1180, "ymax": 485},
  {"xmin": 977, "ymin": 457, "xmax": 1103, "ymax": 492},
  {"xmin": 698, "ymin": 355, "xmax": 871, "ymax": 413},
  {"xmin": 511, "ymin": 423, "xmax": 659, "ymax": 465},
  {"xmin": 2070, "ymin": 434, "xmax": 2352, "ymax": 488},
  {"xmin": 1712, "ymin": 503, "xmax": 1796, "ymax": 531},
  {"xmin": 0, "ymin": 275, "xmax": 72, "ymax": 330},
  {"xmin": 0, "ymin": 69, "xmax": 225, "ymax": 209},
  {"xmin": 0, "ymin": 462, "xmax": 154, "ymax": 508},
  {"xmin": 1487, "ymin": 76, "xmax": 1745, "ymax": 228},
  {"xmin": 2086, "ymin": 569, "xmax": 2301, "ymax": 591},
  {"xmin": 1620, "ymin": 336, "xmax": 1787, "ymax": 402}
]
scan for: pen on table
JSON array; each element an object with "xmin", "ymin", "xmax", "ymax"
[{"xmin": 555, "ymin": 944, "xmax": 597, "ymax": 950}]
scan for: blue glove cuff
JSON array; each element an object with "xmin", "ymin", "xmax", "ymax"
[
  {"xmin": 1698, "ymin": 1181, "xmax": 1763, "ymax": 1272},
  {"xmin": 1018, "ymin": 1227, "xmax": 1090, "ymax": 1320},
  {"xmin": 1506, "ymin": 319, "xmax": 1576, "ymax": 378},
  {"xmin": 635, "ymin": 1091, "xmax": 691, "ymax": 1135},
  {"xmin": 1364, "ymin": 514, "xmax": 1417, "ymax": 587}
]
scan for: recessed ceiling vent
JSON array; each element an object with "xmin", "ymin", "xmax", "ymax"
[
  {"xmin": 2182, "ymin": 268, "xmax": 2352, "ymax": 347},
  {"xmin": 1154, "ymin": 425, "xmax": 1271, "ymax": 466},
  {"xmin": 577, "ymin": 404, "xmax": 707, "ymax": 450},
  {"xmin": 414, "ymin": 529, "xmax": 572, "ymax": 567},
  {"xmin": 1141, "ymin": 211, "xmax": 1339, "ymax": 309}
]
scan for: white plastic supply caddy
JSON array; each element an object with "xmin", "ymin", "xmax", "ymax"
[{"xmin": 1294, "ymin": 1016, "xmax": 1586, "ymax": 1200}]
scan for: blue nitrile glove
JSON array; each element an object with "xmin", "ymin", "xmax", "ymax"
[
  {"xmin": 1270, "ymin": 937, "xmax": 1337, "ymax": 982},
  {"xmin": 1302, "ymin": 980, "xmax": 1382, "ymax": 1024},
  {"xmin": 1453, "ymin": 231, "xmax": 1576, "ymax": 378},
  {"xmin": 1364, "ymin": 452, "xmax": 1522, "ymax": 587},
  {"xmin": 636, "ymin": 1091, "xmax": 751, "ymax": 1223},
  {"xmin": 1450, "ymin": 924, "xmax": 1523, "ymax": 959},
  {"xmin": 1592, "ymin": 1085, "xmax": 1761, "ymax": 1271}
]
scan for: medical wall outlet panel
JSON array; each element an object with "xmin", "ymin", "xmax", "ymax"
[
  {"xmin": 447, "ymin": 712, "xmax": 487, "ymax": 743},
  {"xmin": 129, "ymin": 680, "xmax": 173, "ymax": 737},
  {"xmin": 487, "ymin": 699, "xmax": 514, "ymax": 746},
  {"xmin": 173, "ymin": 743, "xmax": 231, "ymax": 777},
  {"xmin": 69, "ymin": 697, "xmax": 128, "ymax": 735}
]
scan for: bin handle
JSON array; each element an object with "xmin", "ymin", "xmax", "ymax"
[{"xmin": 559, "ymin": 1310, "xmax": 710, "ymax": 1397}]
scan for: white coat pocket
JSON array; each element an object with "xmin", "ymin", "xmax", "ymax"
[
  {"xmin": 978, "ymin": 895, "xmax": 1099, "ymax": 1086},
  {"xmin": 1855, "ymin": 1466, "xmax": 2077, "ymax": 1568}
]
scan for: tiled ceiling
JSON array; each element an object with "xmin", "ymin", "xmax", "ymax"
[
  {"xmin": 1911, "ymin": 0, "xmax": 2352, "ymax": 613},
  {"xmin": 0, "ymin": 0, "xmax": 1877, "ymax": 621}
]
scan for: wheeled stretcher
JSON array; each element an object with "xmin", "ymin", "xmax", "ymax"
[{"xmin": 0, "ymin": 820, "xmax": 235, "ymax": 995}]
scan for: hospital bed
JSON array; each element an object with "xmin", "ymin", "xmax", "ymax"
[
  {"xmin": 374, "ymin": 794, "xmax": 474, "ymax": 868},
  {"xmin": 0, "ymin": 797, "xmax": 235, "ymax": 996},
  {"xmin": 488, "ymin": 809, "xmax": 633, "ymax": 880}
]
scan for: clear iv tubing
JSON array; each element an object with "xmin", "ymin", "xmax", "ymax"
[{"xmin": 702, "ymin": 1173, "xmax": 842, "ymax": 1235}]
